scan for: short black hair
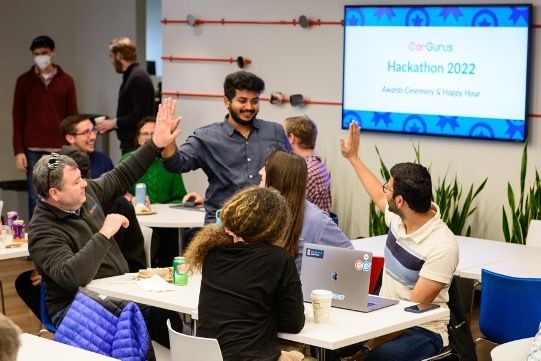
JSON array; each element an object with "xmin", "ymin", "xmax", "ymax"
[
  {"xmin": 30, "ymin": 35, "xmax": 55, "ymax": 51},
  {"xmin": 390, "ymin": 162, "xmax": 432, "ymax": 213},
  {"xmin": 223, "ymin": 71, "xmax": 265, "ymax": 100}
]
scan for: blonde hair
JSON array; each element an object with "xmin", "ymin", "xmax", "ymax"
[
  {"xmin": 284, "ymin": 115, "xmax": 317, "ymax": 149},
  {"xmin": 109, "ymin": 37, "xmax": 137, "ymax": 62},
  {"xmin": 184, "ymin": 186, "xmax": 290, "ymax": 271}
]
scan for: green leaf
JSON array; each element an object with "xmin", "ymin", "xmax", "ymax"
[{"xmin": 502, "ymin": 207, "xmax": 511, "ymax": 242}]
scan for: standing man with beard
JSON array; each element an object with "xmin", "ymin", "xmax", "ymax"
[
  {"xmin": 161, "ymin": 71, "xmax": 290, "ymax": 223},
  {"xmin": 336, "ymin": 121, "xmax": 458, "ymax": 361},
  {"xmin": 96, "ymin": 37, "xmax": 154, "ymax": 154},
  {"xmin": 12, "ymin": 35, "xmax": 78, "ymax": 218}
]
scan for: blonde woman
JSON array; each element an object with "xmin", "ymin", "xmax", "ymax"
[{"xmin": 185, "ymin": 186, "xmax": 306, "ymax": 361}]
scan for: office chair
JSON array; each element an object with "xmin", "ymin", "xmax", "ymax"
[
  {"xmin": 369, "ymin": 256, "xmax": 384, "ymax": 294},
  {"xmin": 477, "ymin": 269, "xmax": 541, "ymax": 346},
  {"xmin": 140, "ymin": 225, "xmax": 153, "ymax": 268},
  {"xmin": 167, "ymin": 319, "xmax": 223, "ymax": 361},
  {"xmin": 0, "ymin": 280, "xmax": 5, "ymax": 314},
  {"xmin": 423, "ymin": 275, "xmax": 477, "ymax": 361},
  {"xmin": 38, "ymin": 284, "xmax": 57, "ymax": 336}
]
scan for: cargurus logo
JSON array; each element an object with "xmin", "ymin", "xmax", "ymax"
[{"xmin": 409, "ymin": 41, "xmax": 453, "ymax": 52}]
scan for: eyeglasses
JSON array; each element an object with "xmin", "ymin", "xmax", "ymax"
[
  {"xmin": 382, "ymin": 181, "xmax": 393, "ymax": 193},
  {"xmin": 138, "ymin": 131, "xmax": 153, "ymax": 137},
  {"xmin": 72, "ymin": 127, "xmax": 98, "ymax": 137},
  {"xmin": 47, "ymin": 153, "xmax": 61, "ymax": 190}
]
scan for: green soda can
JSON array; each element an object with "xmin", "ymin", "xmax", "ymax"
[{"xmin": 173, "ymin": 256, "xmax": 188, "ymax": 285}]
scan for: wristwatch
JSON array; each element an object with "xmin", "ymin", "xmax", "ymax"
[{"xmin": 360, "ymin": 344, "xmax": 373, "ymax": 355}]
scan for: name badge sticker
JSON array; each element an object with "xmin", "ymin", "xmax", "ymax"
[{"xmin": 305, "ymin": 247, "xmax": 324, "ymax": 259}]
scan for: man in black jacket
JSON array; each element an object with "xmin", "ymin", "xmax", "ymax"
[
  {"xmin": 28, "ymin": 99, "xmax": 181, "ymax": 345},
  {"xmin": 96, "ymin": 37, "xmax": 155, "ymax": 154}
]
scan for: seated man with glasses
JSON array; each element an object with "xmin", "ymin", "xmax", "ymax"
[
  {"xmin": 60, "ymin": 115, "xmax": 114, "ymax": 178},
  {"xmin": 335, "ymin": 121, "xmax": 459, "ymax": 361},
  {"xmin": 59, "ymin": 114, "xmax": 146, "ymax": 271},
  {"xmin": 27, "ymin": 99, "xmax": 182, "ymax": 347}
]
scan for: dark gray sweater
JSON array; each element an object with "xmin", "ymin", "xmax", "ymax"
[{"xmin": 29, "ymin": 140, "xmax": 161, "ymax": 317}]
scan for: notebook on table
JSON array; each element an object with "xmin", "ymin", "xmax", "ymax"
[{"xmin": 301, "ymin": 243, "xmax": 398, "ymax": 312}]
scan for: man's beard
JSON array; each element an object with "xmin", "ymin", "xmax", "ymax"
[
  {"xmin": 229, "ymin": 106, "xmax": 257, "ymax": 126},
  {"xmin": 388, "ymin": 197, "xmax": 400, "ymax": 215},
  {"xmin": 114, "ymin": 59, "xmax": 123, "ymax": 73}
]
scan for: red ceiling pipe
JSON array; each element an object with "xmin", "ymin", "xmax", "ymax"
[
  {"xmin": 161, "ymin": 18, "xmax": 343, "ymax": 26},
  {"xmin": 160, "ymin": 91, "xmax": 342, "ymax": 106},
  {"xmin": 161, "ymin": 91, "xmax": 224, "ymax": 99},
  {"xmin": 161, "ymin": 55, "xmax": 252, "ymax": 67}
]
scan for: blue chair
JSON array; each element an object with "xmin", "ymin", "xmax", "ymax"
[
  {"xmin": 478, "ymin": 269, "xmax": 541, "ymax": 345},
  {"xmin": 38, "ymin": 284, "xmax": 57, "ymax": 335}
]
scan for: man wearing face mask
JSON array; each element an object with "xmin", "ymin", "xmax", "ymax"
[
  {"xmin": 95, "ymin": 37, "xmax": 154, "ymax": 155},
  {"xmin": 12, "ymin": 35, "xmax": 78, "ymax": 218}
]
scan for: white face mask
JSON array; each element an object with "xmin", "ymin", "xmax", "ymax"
[{"xmin": 34, "ymin": 55, "xmax": 51, "ymax": 70}]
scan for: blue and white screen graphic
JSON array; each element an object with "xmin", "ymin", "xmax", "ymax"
[{"xmin": 342, "ymin": 5, "xmax": 531, "ymax": 142}]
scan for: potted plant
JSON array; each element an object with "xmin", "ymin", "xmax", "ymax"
[{"xmin": 502, "ymin": 142, "xmax": 541, "ymax": 244}]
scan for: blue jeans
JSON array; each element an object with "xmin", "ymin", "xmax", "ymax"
[
  {"xmin": 25, "ymin": 150, "xmax": 50, "ymax": 219},
  {"xmin": 327, "ymin": 327, "xmax": 443, "ymax": 361}
]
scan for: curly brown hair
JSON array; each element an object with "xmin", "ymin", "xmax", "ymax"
[{"xmin": 184, "ymin": 186, "xmax": 290, "ymax": 271}]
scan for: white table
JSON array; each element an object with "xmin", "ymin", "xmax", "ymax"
[
  {"xmin": 352, "ymin": 235, "xmax": 541, "ymax": 276},
  {"xmin": 0, "ymin": 243, "xmax": 29, "ymax": 313},
  {"xmin": 86, "ymin": 273, "xmax": 201, "ymax": 315},
  {"xmin": 454, "ymin": 236, "xmax": 541, "ymax": 272},
  {"xmin": 0, "ymin": 243, "xmax": 29, "ymax": 260},
  {"xmin": 136, "ymin": 203, "xmax": 205, "ymax": 229},
  {"xmin": 136, "ymin": 203, "xmax": 205, "ymax": 250},
  {"xmin": 459, "ymin": 254, "xmax": 541, "ymax": 280},
  {"xmin": 87, "ymin": 273, "xmax": 449, "ymax": 358},
  {"xmin": 351, "ymin": 235, "xmax": 386, "ymax": 257},
  {"xmin": 279, "ymin": 301, "xmax": 449, "ymax": 350},
  {"xmin": 17, "ymin": 333, "xmax": 118, "ymax": 361}
]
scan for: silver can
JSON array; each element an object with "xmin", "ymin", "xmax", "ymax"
[{"xmin": 135, "ymin": 183, "xmax": 146, "ymax": 205}]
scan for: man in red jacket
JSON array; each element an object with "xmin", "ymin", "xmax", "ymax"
[{"xmin": 12, "ymin": 35, "xmax": 78, "ymax": 218}]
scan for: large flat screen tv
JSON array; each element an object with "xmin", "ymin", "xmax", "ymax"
[{"xmin": 342, "ymin": 4, "xmax": 532, "ymax": 142}]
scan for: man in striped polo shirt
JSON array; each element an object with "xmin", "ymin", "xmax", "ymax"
[{"xmin": 339, "ymin": 121, "xmax": 459, "ymax": 361}]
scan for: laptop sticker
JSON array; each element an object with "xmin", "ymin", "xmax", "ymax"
[
  {"xmin": 355, "ymin": 259, "xmax": 371, "ymax": 272},
  {"xmin": 306, "ymin": 247, "xmax": 324, "ymax": 259}
]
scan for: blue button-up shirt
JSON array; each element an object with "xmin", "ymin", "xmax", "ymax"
[{"xmin": 163, "ymin": 116, "xmax": 290, "ymax": 223}]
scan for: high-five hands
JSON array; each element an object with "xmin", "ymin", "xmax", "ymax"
[
  {"xmin": 340, "ymin": 121, "xmax": 361, "ymax": 161},
  {"xmin": 152, "ymin": 97, "xmax": 182, "ymax": 149}
]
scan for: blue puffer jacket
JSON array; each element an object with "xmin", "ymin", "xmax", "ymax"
[{"xmin": 54, "ymin": 289, "xmax": 150, "ymax": 360}]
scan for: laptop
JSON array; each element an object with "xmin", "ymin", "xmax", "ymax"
[{"xmin": 301, "ymin": 243, "xmax": 398, "ymax": 312}]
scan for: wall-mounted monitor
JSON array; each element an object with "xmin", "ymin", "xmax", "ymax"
[{"xmin": 342, "ymin": 4, "xmax": 532, "ymax": 142}]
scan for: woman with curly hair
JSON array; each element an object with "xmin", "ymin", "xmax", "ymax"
[{"xmin": 184, "ymin": 186, "xmax": 305, "ymax": 361}]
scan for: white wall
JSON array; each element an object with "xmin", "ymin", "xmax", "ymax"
[
  {"xmin": 0, "ymin": 0, "xmax": 140, "ymax": 182},
  {"xmin": 162, "ymin": 0, "xmax": 541, "ymax": 241}
]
